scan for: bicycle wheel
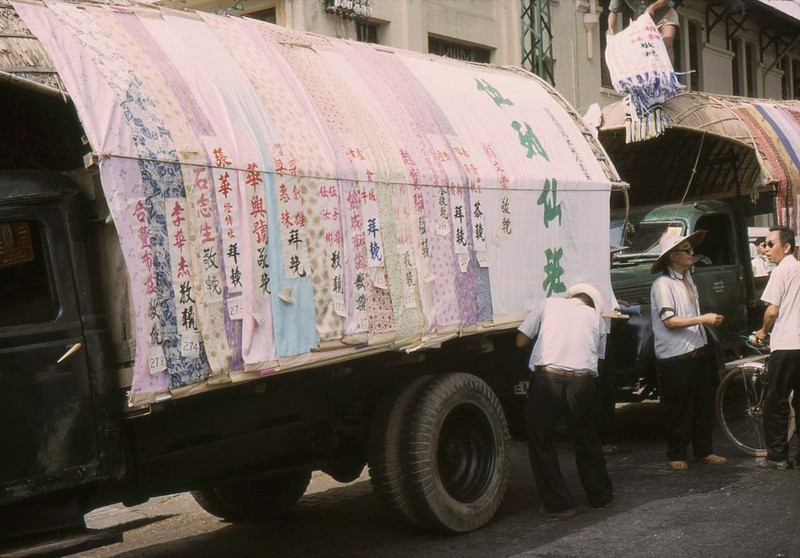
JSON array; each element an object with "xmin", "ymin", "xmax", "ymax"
[{"xmin": 716, "ymin": 365, "xmax": 768, "ymax": 456}]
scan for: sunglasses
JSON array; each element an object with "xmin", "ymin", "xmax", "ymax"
[
  {"xmin": 673, "ymin": 248, "xmax": 694, "ymax": 254},
  {"xmin": 763, "ymin": 241, "xmax": 778, "ymax": 248}
]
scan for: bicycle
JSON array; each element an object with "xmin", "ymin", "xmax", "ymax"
[{"xmin": 715, "ymin": 335, "xmax": 796, "ymax": 456}]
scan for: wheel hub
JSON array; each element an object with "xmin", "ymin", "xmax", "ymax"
[{"xmin": 437, "ymin": 404, "xmax": 495, "ymax": 503}]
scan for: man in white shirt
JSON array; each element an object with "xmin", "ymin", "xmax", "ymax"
[
  {"xmin": 650, "ymin": 231, "xmax": 726, "ymax": 471},
  {"xmin": 516, "ymin": 283, "xmax": 613, "ymax": 518},
  {"xmin": 754, "ymin": 225, "xmax": 800, "ymax": 470}
]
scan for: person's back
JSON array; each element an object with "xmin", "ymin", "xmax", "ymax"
[{"xmin": 531, "ymin": 297, "xmax": 604, "ymax": 373}]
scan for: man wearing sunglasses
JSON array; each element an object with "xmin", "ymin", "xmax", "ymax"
[
  {"xmin": 650, "ymin": 231, "xmax": 726, "ymax": 471},
  {"xmin": 752, "ymin": 239, "xmax": 776, "ymax": 277},
  {"xmin": 754, "ymin": 226, "xmax": 800, "ymax": 470}
]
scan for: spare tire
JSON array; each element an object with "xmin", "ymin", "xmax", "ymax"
[
  {"xmin": 367, "ymin": 375, "xmax": 434, "ymax": 525},
  {"xmin": 403, "ymin": 373, "xmax": 510, "ymax": 533}
]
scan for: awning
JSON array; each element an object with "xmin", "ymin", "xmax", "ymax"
[
  {"xmin": 750, "ymin": 0, "xmax": 800, "ymax": 26},
  {"xmin": 0, "ymin": 0, "xmax": 65, "ymax": 94},
  {"xmin": 600, "ymin": 92, "xmax": 800, "ymax": 226}
]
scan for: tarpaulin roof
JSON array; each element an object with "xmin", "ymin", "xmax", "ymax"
[
  {"xmin": 600, "ymin": 92, "xmax": 800, "ymax": 226},
  {"xmin": 8, "ymin": 0, "xmax": 622, "ymax": 403}
]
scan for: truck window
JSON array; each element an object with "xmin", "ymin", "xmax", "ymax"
[
  {"xmin": 695, "ymin": 214, "xmax": 734, "ymax": 266},
  {"xmin": 0, "ymin": 220, "xmax": 58, "ymax": 327},
  {"xmin": 624, "ymin": 221, "xmax": 685, "ymax": 254}
]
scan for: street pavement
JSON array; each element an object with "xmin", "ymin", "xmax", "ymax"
[{"xmin": 75, "ymin": 402, "xmax": 799, "ymax": 558}]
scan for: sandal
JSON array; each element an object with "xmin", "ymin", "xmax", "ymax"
[
  {"xmin": 698, "ymin": 454, "xmax": 727, "ymax": 465},
  {"xmin": 667, "ymin": 460, "xmax": 688, "ymax": 470},
  {"xmin": 756, "ymin": 457, "xmax": 789, "ymax": 470}
]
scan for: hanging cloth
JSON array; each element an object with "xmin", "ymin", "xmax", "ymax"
[{"xmin": 605, "ymin": 13, "xmax": 683, "ymax": 142}]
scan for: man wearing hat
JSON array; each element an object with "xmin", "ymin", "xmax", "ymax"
[
  {"xmin": 650, "ymin": 230, "xmax": 726, "ymax": 471},
  {"xmin": 516, "ymin": 283, "xmax": 613, "ymax": 518}
]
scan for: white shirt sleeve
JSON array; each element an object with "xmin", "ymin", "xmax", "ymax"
[
  {"xmin": 651, "ymin": 276, "xmax": 676, "ymax": 321},
  {"xmin": 518, "ymin": 303, "xmax": 543, "ymax": 340},
  {"xmin": 597, "ymin": 316, "xmax": 608, "ymax": 360},
  {"xmin": 761, "ymin": 263, "xmax": 783, "ymax": 307}
]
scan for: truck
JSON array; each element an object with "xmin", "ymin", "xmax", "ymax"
[
  {"xmin": 0, "ymin": 1, "xmax": 623, "ymax": 554},
  {"xmin": 597, "ymin": 92, "xmax": 788, "ymax": 402},
  {"xmin": 607, "ymin": 199, "xmax": 773, "ymax": 401}
]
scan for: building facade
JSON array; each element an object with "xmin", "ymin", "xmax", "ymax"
[{"xmin": 156, "ymin": 0, "xmax": 800, "ymax": 114}]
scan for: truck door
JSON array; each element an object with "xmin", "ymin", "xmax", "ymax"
[
  {"xmin": 693, "ymin": 213, "xmax": 747, "ymax": 345},
  {"xmin": 0, "ymin": 203, "xmax": 99, "ymax": 498}
]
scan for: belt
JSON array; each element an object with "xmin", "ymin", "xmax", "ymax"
[
  {"xmin": 537, "ymin": 365, "xmax": 592, "ymax": 378},
  {"xmin": 657, "ymin": 345, "xmax": 708, "ymax": 365}
]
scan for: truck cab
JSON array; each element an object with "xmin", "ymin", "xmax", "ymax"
[
  {"xmin": 608, "ymin": 200, "xmax": 759, "ymax": 400},
  {"xmin": 0, "ymin": 172, "xmax": 123, "ymax": 546}
]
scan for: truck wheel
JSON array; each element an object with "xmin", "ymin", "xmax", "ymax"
[
  {"xmin": 403, "ymin": 373, "xmax": 510, "ymax": 533},
  {"xmin": 367, "ymin": 375, "xmax": 434, "ymax": 525},
  {"xmin": 191, "ymin": 489, "xmax": 236, "ymax": 520},
  {"xmin": 212, "ymin": 470, "xmax": 312, "ymax": 522}
]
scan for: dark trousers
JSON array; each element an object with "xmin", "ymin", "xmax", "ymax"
[
  {"xmin": 764, "ymin": 350, "xmax": 800, "ymax": 462},
  {"xmin": 524, "ymin": 369, "xmax": 613, "ymax": 512},
  {"xmin": 595, "ymin": 358, "xmax": 616, "ymax": 442},
  {"xmin": 656, "ymin": 349, "xmax": 715, "ymax": 461}
]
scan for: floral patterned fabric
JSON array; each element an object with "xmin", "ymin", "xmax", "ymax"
[{"xmin": 15, "ymin": 1, "xmax": 616, "ymax": 403}]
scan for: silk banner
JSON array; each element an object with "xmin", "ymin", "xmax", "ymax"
[{"xmin": 15, "ymin": 0, "xmax": 615, "ymax": 402}]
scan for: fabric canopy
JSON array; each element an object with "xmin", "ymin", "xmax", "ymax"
[
  {"xmin": 601, "ymin": 92, "xmax": 800, "ymax": 226},
  {"xmin": 14, "ymin": 0, "xmax": 618, "ymax": 403}
]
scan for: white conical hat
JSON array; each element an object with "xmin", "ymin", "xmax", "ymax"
[{"xmin": 650, "ymin": 230, "xmax": 706, "ymax": 274}]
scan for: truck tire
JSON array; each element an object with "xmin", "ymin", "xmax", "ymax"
[
  {"xmin": 210, "ymin": 470, "xmax": 312, "ymax": 522},
  {"xmin": 367, "ymin": 375, "xmax": 434, "ymax": 525},
  {"xmin": 191, "ymin": 489, "xmax": 235, "ymax": 520},
  {"xmin": 403, "ymin": 373, "xmax": 510, "ymax": 534}
]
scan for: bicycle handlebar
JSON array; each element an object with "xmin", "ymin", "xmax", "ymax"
[{"xmin": 744, "ymin": 333, "xmax": 770, "ymax": 353}]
